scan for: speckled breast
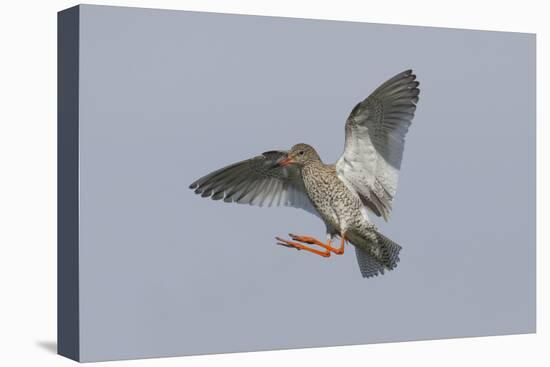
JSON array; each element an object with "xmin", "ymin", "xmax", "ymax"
[{"xmin": 302, "ymin": 163, "xmax": 363, "ymax": 232}]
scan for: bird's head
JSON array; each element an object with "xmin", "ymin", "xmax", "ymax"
[{"xmin": 276, "ymin": 143, "xmax": 320, "ymax": 167}]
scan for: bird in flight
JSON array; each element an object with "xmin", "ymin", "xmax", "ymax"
[{"xmin": 190, "ymin": 70, "xmax": 420, "ymax": 278}]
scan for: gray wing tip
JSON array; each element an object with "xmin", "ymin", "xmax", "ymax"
[
  {"xmin": 397, "ymin": 69, "xmax": 418, "ymax": 83},
  {"xmin": 380, "ymin": 70, "xmax": 421, "ymax": 103},
  {"xmin": 190, "ymin": 180, "xmax": 215, "ymax": 198},
  {"xmin": 394, "ymin": 69, "xmax": 414, "ymax": 80},
  {"xmin": 366, "ymin": 69, "xmax": 421, "ymax": 103}
]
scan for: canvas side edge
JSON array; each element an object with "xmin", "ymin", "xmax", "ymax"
[{"xmin": 57, "ymin": 5, "xmax": 81, "ymax": 362}]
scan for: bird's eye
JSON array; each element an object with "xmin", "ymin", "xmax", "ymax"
[{"xmin": 299, "ymin": 151, "xmax": 304, "ymax": 156}]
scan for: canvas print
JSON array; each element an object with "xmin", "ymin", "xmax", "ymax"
[
  {"xmin": 190, "ymin": 70, "xmax": 419, "ymax": 277},
  {"xmin": 58, "ymin": 4, "xmax": 535, "ymax": 363}
]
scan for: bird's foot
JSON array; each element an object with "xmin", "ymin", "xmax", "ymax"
[
  {"xmin": 275, "ymin": 237, "xmax": 301, "ymax": 250},
  {"xmin": 275, "ymin": 236, "xmax": 331, "ymax": 257},
  {"xmin": 279, "ymin": 233, "xmax": 346, "ymax": 255},
  {"xmin": 289, "ymin": 233, "xmax": 325, "ymax": 246}
]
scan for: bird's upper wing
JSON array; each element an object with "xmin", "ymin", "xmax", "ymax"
[
  {"xmin": 335, "ymin": 70, "xmax": 420, "ymax": 221},
  {"xmin": 189, "ymin": 150, "xmax": 319, "ymax": 217}
]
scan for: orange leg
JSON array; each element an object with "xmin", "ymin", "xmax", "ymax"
[
  {"xmin": 289, "ymin": 233, "xmax": 346, "ymax": 255},
  {"xmin": 275, "ymin": 233, "xmax": 346, "ymax": 257}
]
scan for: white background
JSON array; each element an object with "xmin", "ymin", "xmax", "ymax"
[{"xmin": 0, "ymin": 0, "xmax": 546, "ymax": 366}]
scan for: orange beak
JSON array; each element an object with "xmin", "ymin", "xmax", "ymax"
[{"xmin": 276, "ymin": 156, "xmax": 294, "ymax": 167}]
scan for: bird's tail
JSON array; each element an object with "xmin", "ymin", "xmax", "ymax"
[{"xmin": 346, "ymin": 226, "xmax": 401, "ymax": 278}]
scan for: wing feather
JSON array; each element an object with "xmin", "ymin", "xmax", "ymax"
[
  {"xmin": 190, "ymin": 150, "xmax": 319, "ymax": 217},
  {"xmin": 336, "ymin": 69, "xmax": 420, "ymax": 220}
]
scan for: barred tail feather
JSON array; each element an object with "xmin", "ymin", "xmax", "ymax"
[
  {"xmin": 348, "ymin": 228, "xmax": 402, "ymax": 278},
  {"xmin": 354, "ymin": 247, "xmax": 388, "ymax": 278}
]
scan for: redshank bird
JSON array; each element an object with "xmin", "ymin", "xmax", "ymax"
[{"xmin": 190, "ymin": 69, "xmax": 420, "ymax": 277}]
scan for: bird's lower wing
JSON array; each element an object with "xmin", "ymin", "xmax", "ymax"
[{"xmin": 189, "ymin": 150, "xmax": 320, "ymax": 218}]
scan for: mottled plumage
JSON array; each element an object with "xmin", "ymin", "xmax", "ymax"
[{"xmin": 189, "ymin": 70, "xmax": 420, "ymax": 277}]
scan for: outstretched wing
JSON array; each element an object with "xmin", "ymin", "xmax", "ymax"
[
  {"xmin": 336, "ymin": 69, "xmax": 420, "ymax": 221},
  {"xmin": 189, "ymin": 150, "xmax": 319, "ymax": 217}
]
